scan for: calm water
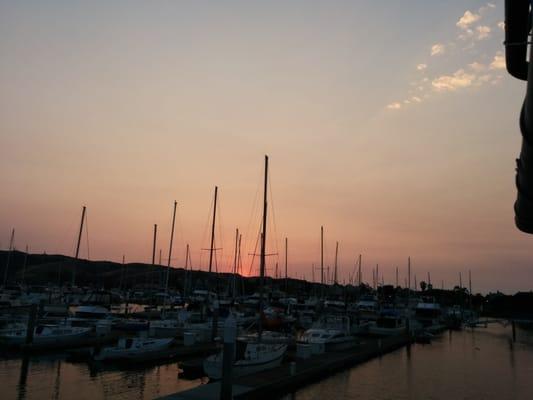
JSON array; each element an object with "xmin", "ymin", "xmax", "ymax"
[
  {"xmin": 285, "ymin": 324, "xmax": 533, "ymax": 400},
  {"xmin": 1, "ymin": 324, "xmax": 532, "ymax": 400}
]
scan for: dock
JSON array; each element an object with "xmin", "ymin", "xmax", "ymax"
[{"xmin": 158, "ymin": 335, "xmax": 410, "ymax": 400}]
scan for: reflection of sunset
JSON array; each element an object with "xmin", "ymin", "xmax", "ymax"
[{"xmin": 0, "ymin": 2, "xmax": 528, "ymax": 294}]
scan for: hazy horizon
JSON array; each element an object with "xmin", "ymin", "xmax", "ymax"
[{"xmin": 1, "ymin": 1, "xmax": 531, "ymax": 295}]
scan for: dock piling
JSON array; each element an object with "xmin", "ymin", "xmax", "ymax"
[
  {"xmin": 221, "ymin": 314, "xmax": 236, "ymax": 400},
  {"xmin": 25, "ymin": 304, "xmax": 38, "ymax": 345}
]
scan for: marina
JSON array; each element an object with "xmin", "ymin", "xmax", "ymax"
[
  {"xmin": 1, "ymin": 324, "xmax": 532, "ymax": 400},
  {"xmin": 2, "ymin": 2, "xmax": 533, "ymax": 399}
]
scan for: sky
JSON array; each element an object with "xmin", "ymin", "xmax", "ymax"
[{"xmin": 0, "ymin": 1, "xmax": 531, "ymax": 294}]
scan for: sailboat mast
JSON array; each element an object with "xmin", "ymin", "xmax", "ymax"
[
  {"xmin": 358, "ymin": 254, "xmax": 362, "ymax": 286},
  {"xmin": 334, "ymin": 241, "xmax": 338, "ymax": 284},
  {"xmin": 260, "ymin": 156, "xmax": 268, "ymax": 287},
  {"xmin": 165, "ymin": 201, "xmax": 177, "ymax": 292},
  {"xmin": 72, "ymin": 206, "xmax": 86, "ymax": 286},
  {"xmin": 208, "ymin": 187, "xmax": 218, "ymax": 274},
  {"xmin": 3, "ymin": 228, "xmax": 15, "ymax": 286},
  {"xmin": 184, "ymin": 243, "xmax": 190, "ymax": 297},
  {"xmin": 259, "ymin": 155, "xmax": 268, "ymax": 338},
  {"xmin": 408, "ymin": 256, "xmax": 411, "ymax": 291},
  {"xmin": 469, "ymin": 269, "xmax": 473, "ymax": 310},
  {"xmin": 232, "ymin": 228, "xmax": 239, "ymax": 299},
  {"xmin": 396, "ymin": 267, "xmax": 399, "ymax": 287},
  {"xmin": 152, "ymin": 224, "xmax": 157, "ymax": 265},
  {"xmin": 320, "ymin": 226, "xmax": 324, "ymax": 285},
  {"xmin": 285, "ymin": 237, "xmax": 288, "ymax": 292}
]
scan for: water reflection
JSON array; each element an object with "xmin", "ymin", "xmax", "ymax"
[
  {"xmin": 285, "ymin": 324, "xmax": 533, "ymax": 400},
  {"xmin": 3, "ymin": 324, "xmax": 533, "ymax": 400}
]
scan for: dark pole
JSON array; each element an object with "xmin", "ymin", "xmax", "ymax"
[
  {"xmin": 72, "ymin": 206, "xmax": 86, "ymax": 286},
  {"xmin": 165, "ymin": 201, "xmax": 177, "ymax": 293},
  {"xmin": 152, "ymin": 224, "xmax": 157, "ymax": 265},
  {"xmin": 22, "ymin": 245, "xmax": 28, "ymax": 284},
  {"xmin": 285, "ymin": 237, "xmax": 288, "ymax": 292},
  {"xmin": 3, "ymin": 228, "xmax": 15, "ymax": 286},
  {"xmin": 334, "ymin": 241, "xmax": 338, "ymax": 284},
  {"xmin": 320, "ymin": 226, "xmax": 324, "ymax": 285},
  {"xmin": 208, "ymin": 187, "xmax": 218, "ymax": 274},
  {"xmin": 358, "ymin": 254, "xmax": 362, "ymax": 286},
  {"xmin": 259, "ymin": 155, "xmax": 268, "ymax": 338},
  {"xmin": 232, "ymin": 228, "xmax": 239, "ymax": 299}
]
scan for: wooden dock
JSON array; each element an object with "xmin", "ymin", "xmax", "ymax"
[{"xmin": 158, "ymin": 335, "xmax": 411, "ymax": 400}]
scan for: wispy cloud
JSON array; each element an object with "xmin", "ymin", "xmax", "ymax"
[
  {"xmin": 431, "ymin": 43, "xmax": 445, "ymax": 56},
  {"xmin": 386, "ymin": 3, "xmax": 504, "ymax": 111},
  {"xmin": 456, "ymin": 10, "xmax": 481, "ymax": 30},
  {"xmin": 497, "ymin": 21, "xmax": 505, "ymax": 30},
  {"xmin": 476, "ymin": 25, "xmax": 491, "ymax": 40},
  {"xmin": 489, "ymin": 53, "xmax": 505, "ymax": 70},
  {"xmin": 386, "ymin": 102, "xmax": 402, "ymax": 110},
  {"xmin": 432, "ymin": 69, "xmax": 476, "ymax": 91}
]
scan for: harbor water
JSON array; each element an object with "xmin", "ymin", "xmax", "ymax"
[{"xmin": 1, "ymin": 324, "xmax": 532, "ymax": 400}]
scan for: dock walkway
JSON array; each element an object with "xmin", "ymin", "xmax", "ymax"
[{"xmin": 158, "ymin": 335, "xmax": 410, "ymax": 400}]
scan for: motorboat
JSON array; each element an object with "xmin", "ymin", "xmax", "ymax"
[
  {"xmin": 92, "ymin": 337, "xmax": 175, "ymax": 362},
  {"xmin": 299, "ymin": 316, "xmax": 358, "ymax": 351},
  {"xmin": 203, "ymin": 337, "xmax": 287, "ymax": 380},
  {"xmin": 0, "ymin": 324, "xmax": 92, "ymax": 347},
  {"xmin": 368, "ymin": 310, "xmax": 406, "ymax": 336}
]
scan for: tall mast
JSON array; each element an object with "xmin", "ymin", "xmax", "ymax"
[
  {"xmin": 3, "ymin": 228, "xmax": 15, "ymax": 286},
  {"xmin": 237, "ymin": 234, "xmax": 242, "ymax": 296},
  {"xmin": 165, "ymin": 201, "xmax": 177, "ymax": 293},
  {"xmin": 428, "ymin": 271, "xmax": 431, "ymax": 286},
  {"xmin": 152, "ymin": 224, "xmax": 157, "ymax": 265},
  {"xmin": 184, "ymin": 243, "xmax": 190, "ymax": 297},
  {"xmin": 285, "ymin": 237, "xmax": 288, "ymax": 292},
  {"xmin": 408, "ymin": 256, "xmax": 411, "ymax": 292},
  {"xmin": 334, "ymin": 241, "xmax": 339, "ymax": 285},
  {"xmin": 320, "ymin": 226, "xmax": 324, "ymax": 285},
  {"xmin": 232, "ymin": 228, "xmax": 239, "ymax": 299},
  {"xmin": 208, "ymin": 186, "xmax": 218, "ymax": 274},
  {"xmin": 358, "ymin": 254, "xmax": 362, "ymax": 286},
  {"xmin": 72, "ymin": 206, "xmax": 86, "ymax": 286},
  {"xmin": 468, "ymin": 269, "xmax": 473, "ymax": 310},
  {"xmin": 259, "ymin": 155, "xmax": 268, "ymax": 338},
  {"xmin": 22, "ymin": 245, "xmax": 28, "ymax": 284},
  {"xmin": 396, "ymin": 267, "xmax": 399, "ymax": 287}
]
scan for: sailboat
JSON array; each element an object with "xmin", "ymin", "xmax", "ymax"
[{"xmin": 203, "ymin": 155, "xmax": 288, "ymax": 380}]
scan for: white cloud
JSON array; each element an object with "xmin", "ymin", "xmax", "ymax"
[
  {"xmin": 468, "ymin": 62, "xmax": 486, "ymax": 72},
  {"xmin": 497, "ymin": 21, "xmax": 505, "ymax": 30},
  {"xmin": 386, "ymin": 102, "xmax": 402, "ymax": 110},
  {"xmin": 432, "ymin": 69, "xmax": 476, "ymax": 91},
  {"xmin": 489, "ymin": 53, "xmax": 505, "ymax": 70},
  {"xmin": 479, "ymin": 3, "xmax": 496, "ymax": 14},
  {"xmin": 417, "ymin": 63, "xmax": 427, "ymax": 71},
  {"xmin": 411, "ymin": 96, "xmax": 422, "ymax": 103},
  {"xmin": 431, "ymin": 43, "xmax": 445, "ymax": 56},
  {"xmin": 476, "ymin": 25, "xmax": 491, "ymax": 40},
  {"xmin": 457, "ymin": 11, "xmax": 481, "ymax": 30}
]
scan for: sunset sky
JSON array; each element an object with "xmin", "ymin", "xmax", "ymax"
[{"xmin": 1, "ymin": 1, "xmax": 531, "ymax": 294}]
